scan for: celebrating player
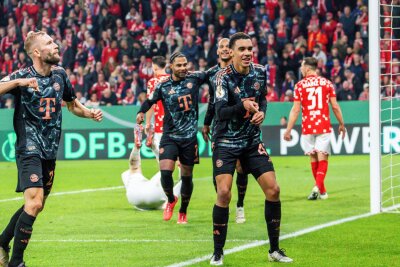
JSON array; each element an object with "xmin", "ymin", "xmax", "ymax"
[
  {"xmin": 0, "ymin": 31, "xmax": 103, "ymax": 267},
  {"xmin": 202, "ymin": 38, "xmax": 249, "ymax": 224},
  {"xmin": 122, "ymin": 129, "xmax": 182, "ymax": 210},
  {"xmin": 210, "ymin": 32, "xmax": 292, "ymax": 265},
  {"xmin": 284, "ymin": 57, "xmax": 346, "ymax": 200},
  {"xmin": 136, "ymin": 53, "xmax": 207, "ymax": 224}
]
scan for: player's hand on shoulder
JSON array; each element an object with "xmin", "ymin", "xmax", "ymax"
[
  {"xmin": 90, "ymin": 108, "xmax": 103, "ymax": 122},
  {"xmin": 250, "ymin": 111, "xmax": 264, "ymax": 126},
  {"xmin": 19, "ymin": 78, "xmax": 39, "ymax": 92},
  {"xmin": 243, "ymin": 99, "xmax": 259, "ymax": 114},
  {"xmin": 339, "ymin": 124, "xmax": 346, "ymax": 139},
  {"xmin": 202, "ymin": 125, "xmax": 211, "ymax": 142},
  {"xmin": 283, "ymin": 130, "xmax": 292, "ymax": 141},
  {"xmin": 136, "ymin": 112, "xmax": 144, "ymax": 124}
]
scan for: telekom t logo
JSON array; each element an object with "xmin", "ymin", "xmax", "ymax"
[
  {"xmin": 178, "ymin": 95, "xmax": 192, "ymax": 111},
  {"xmin": 39, "ymin": 98, "xmax": 56, "ymax": 120}
]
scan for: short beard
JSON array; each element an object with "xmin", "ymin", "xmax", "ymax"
[
  {"xmin": 44, "ymin": 55, "xmax": 60, "ymax": 65},
  {"xmin": 221, "ymin": 57, "xmax": 231, "ymax": 63}
]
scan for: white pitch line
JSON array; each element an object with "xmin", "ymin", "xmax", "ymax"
[
  {"xmin": 31, "ymin": 239, "xmax": 255, "ymax": 243},
  {"xmin": 0, "ymin": 177, "xmax": 212, "ymax": 203},
  {"xmin": 165, "ymin": 212, "xmax": 375, "ymax": 267}
]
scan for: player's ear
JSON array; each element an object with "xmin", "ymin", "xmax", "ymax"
[{"xmin": 229, "ymin": 49, "xmax": 233, "ymax": 57}]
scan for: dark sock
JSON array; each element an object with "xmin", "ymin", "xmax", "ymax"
[
  {"xmin": 265, "ymin": 200, "xmax": 281, "ymax": 253},
  {"xmin": 213, "ymin": 205, "xmax": 229, "ymax": 254},
  {"xmin": 0, "ymin": 205, "xmax": 24, "ymax": 249},
  {"xmin": 161, "ymin": 170, "xmax": 175, "ymax": 203},
  {"xmin": 179, "ymin": 176, "xmax": 193, "ymax": 214},
  {"xmin": 9, "ymin": 211, "xmax": 36, "ymax": 266},
  {"xmin": 236, "ymin": 173, "xmax": 248, "ymax": 207}
]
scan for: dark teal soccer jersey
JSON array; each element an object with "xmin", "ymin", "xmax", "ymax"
[
  {"xmin": 212, "ymin": 63, "xmax": 269, "ymax": 148},
  {"xmin": 1, "ymin": 66, "xmax": 76, "ymax": 159},
  {"xmin": 139, "ymin": 72, "xmax": 207, "ymax": 140}
]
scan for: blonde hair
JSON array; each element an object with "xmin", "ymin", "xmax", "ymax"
[{"xmin": 24, "ymin": 31, "xmax": 47, "ymax": 56}]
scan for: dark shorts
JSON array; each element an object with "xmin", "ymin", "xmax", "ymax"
[
  {"xmin": 212, "ymin": 142, "xmax": 274, "ymax": 179},
  {"xmin": 159, "ymin": 135, "xmax": 199, "ymax": 166},
  {"xmin": 16, "ymin": 154, "xmax": 56, "ymax": 196}
]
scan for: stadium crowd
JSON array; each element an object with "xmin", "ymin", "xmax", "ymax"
[{"xmin": 0, "ymin": 0, "xmax": 392, "ymax": 109}]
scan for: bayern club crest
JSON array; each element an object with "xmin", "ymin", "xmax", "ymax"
[
  {"xmin": 30, "ymin": 174, "xmax": 39, "ymax": 183},
  {"xmin": 53, "ymin": 82, "xmax": 61, "ymax": 91},
  {"xmin": 254, "ymin": 82, "xmax": 260, "ymax": 90},
  {"xmin": 186, "ymin": 82, "xmax": 193, "ymax": 89}
]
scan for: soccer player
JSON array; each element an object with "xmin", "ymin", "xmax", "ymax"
[
  {"xmin": 210, "ymin": 32, "xmax": 292, "ymax": 265},
  {"xmin": 136, "ymin": 52, "xmax": 207, "ymax": 224},
  {"xmin": 202, "ymin": 38, "xmax": 249, "ymax": 224},
  {"xmin": 144, "ymin": 56, "xmax": 169, "ymax": 159},
  {"xmin": 283, "ymin": 57, "xmax": 346, "ymax": 200},
  {"xmin": 122, "ymin": 129, "xmax": 182, "ymax": 211},
  {"xmin": 0, "ymin": 31, "xmax": 103, "ymax": 267}
]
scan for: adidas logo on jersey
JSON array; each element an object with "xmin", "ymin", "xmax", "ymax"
[{"xmin": 168, "ymin": 89, "xmax": 176, "ymax": 95}]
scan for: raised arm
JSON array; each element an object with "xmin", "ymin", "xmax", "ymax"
[
  {"xmin": 66, "ymin": 99, "xmax": 103, "ymax": 121},
  {"xmin": 0, "ymin": 78, "xmax": 39, "ymax": 96}
]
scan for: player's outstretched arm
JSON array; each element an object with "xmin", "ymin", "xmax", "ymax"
[
  {"xmin": 0, "ymin": 78, "xmax": 39, "ymax": 95},
  {"xmin": 283, "ymin": 101, "xmax": 301, "ymax": 141},
  {"xmin": 66, "ymin": 99, "xmax": 103, "ymax": 121},
  {"xmin": 330, "ymin": 97, "xmax": 346, "ymax": 139}
]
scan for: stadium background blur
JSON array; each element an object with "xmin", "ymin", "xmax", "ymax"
[{"xmin": 0, "ymin": 0, "xmax": 387, "ymax": 110}]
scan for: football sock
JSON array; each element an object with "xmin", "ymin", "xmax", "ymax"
[
  {"xmin": 236, "ymin": 172, "xmax": 248, "ymax": 207},
  {"xmin": 160, "ymin": 170, "xmax": 175, "ymax": 203},
  {"xmin": 311, "ymin": 161, "xmax": 318, "ymax": 182},
  {"xmin": 0, "ymin": 205, "xmax": 24, "ymax": 249},
  {"xmin": 9, "ymin": 211, "xmax": 36, "ymax": 266},
  {"xmin": 316, "ymin": 160, "xmax": 328, "ymax": 194},
  {"xmin": 265, "ymin": 200, "xmax": 281, "ymax": 253},
  {"xmin": 213, "ymin": 205, "xmax": 229, "ymax": 254},
  {"xmin": 179, "ymin": 176, "xmax": 193, "ymax": 214}
]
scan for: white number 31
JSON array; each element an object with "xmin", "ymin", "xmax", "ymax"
[{"xmin": 306, "ymin": 86, "xmax": 322, "ymax": 110}]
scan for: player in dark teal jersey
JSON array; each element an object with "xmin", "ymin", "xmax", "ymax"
[
  {"xmin": 0, "ymin": 31, "xmax": 102, "ymax": 267},
  {"xmin": 201, "ymin": 38, "xmax": 249, "ymax": 224},
  {"xmin": 209, "ymin": 33, "xmax": 293, "ymax": 265},
  {"xmin": 136, "ymin": 52, "xmax": 207, "ymax": 224}
]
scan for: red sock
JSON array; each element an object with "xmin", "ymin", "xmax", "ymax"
[
  {"xmin": 311, "ymin": 161, "xmax": 318, "ymax": 182},
  {"xmin": 316, "ymin": 160, "xmax": 328, "ymax": 194}
]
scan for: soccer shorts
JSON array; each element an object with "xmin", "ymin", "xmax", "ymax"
[
  {"xmin": 16, "ymin": 154, "xmax": 56, "ymax": 196},
  {"xmin": 213, "ymin": 142, "xmax": 274, "ymax": 179},
  {"xmin": 159, "ymin": 135, "xmax": 199, "ymax": 166},
  {"xmin": 301, "ymin": 133, "xmax": 331, "ymax": 155}
]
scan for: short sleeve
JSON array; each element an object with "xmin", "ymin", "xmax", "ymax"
[
  {"xmin": 62, "ymin": 69, "xmax": 77, "ymax": 102},
  {"xmin": 293, "ymin": 83, "xmax": 300, "ymax": 101}
]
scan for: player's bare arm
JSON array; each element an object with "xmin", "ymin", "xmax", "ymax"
[
  {"xmin": 145, "ymin": 106, "xmax": 155, "ymax": 133},
  {"xmin": 284, "ymin": 101, "xmax": 301, "ymax": 141},
  {"xmin": 66, "ymin": 99, "xmax": 103, "ymax": 121},
  {"xmin": 0, "ymin": 78, "xmax": 39, "ymax": 95},
  {"xmin": 202, "ymin": 125, "xmax": 211, "ymax": 142},
  {"xmin": 330, "ymin": 97, "xmax": 346, "ymax": 139}
]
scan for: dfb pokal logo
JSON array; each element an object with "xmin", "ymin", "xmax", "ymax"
[{"xmin": 2, "ymin": 132, "xmax": 16, "ymax": 161}]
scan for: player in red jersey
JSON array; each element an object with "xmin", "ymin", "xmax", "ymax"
[
  {"xmin": 284, "ymin": 57, "xmax": 346, "ymax": 200},
  {"xmin": 145, "ymin": 56, "xmax": 169, "ymax": 158}
]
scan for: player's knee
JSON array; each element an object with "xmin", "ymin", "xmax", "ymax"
[
  {"xmin": 25, "ymin": 200, "xmax": 43, "ymax": 215},
  {"xmin": 217, "ymin": 187, "xmax": 231, "ymax": 205},
  {"xmin": 269, "ymin": 185, "xmax": 280, "ymax": 199}
]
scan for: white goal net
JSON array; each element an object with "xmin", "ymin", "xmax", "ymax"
[{"xmin": 371, "ymin": 1, "xmax": 400, "ymax": 213}]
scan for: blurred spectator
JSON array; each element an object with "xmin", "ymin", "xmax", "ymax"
[
  {"xmin": 358, "ymin": 83, "xmax": 369, "ymax": 101},
  {"xmin": 337, "ymin": 81, "xmax": 357, "ymax": 101},
  {"xmin": 85, "ymin": 93, "xmax": 100, "ymax": 108},
  {"xmin": 100, "ymin": 88, "xmax": 118, "ymax": 106},
  {"xmin": 90, "ymin": 72, "xmax": 111, "ymax": 100}
]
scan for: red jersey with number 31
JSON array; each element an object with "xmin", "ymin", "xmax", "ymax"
[
  {"xmin": 294, "ymin": 74, "xmax": 336, "ymax": 135},
  {"xmin": 147, "ymin": 74, "xmax": 169, "ymax": 133}
]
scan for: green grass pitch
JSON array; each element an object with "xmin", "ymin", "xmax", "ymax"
[{"xmin": 0, "ymin": 155, "xmax": 399, "ymax": 266}]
